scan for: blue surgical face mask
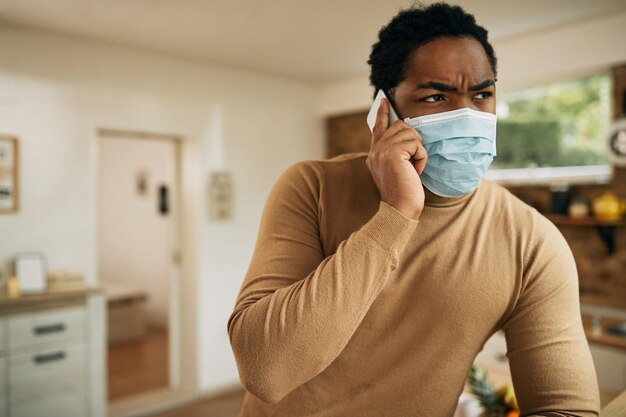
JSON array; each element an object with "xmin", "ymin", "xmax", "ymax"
[{"xmin": 404, "ymin": 108, "xmax": 497, "ymax": 198}]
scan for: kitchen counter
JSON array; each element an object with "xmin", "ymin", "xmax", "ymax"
[
  {"xmin": 0, "ymin": 287, "xmax": 101, "ymax": 314},
  {"xmin": 582, "ymin": 313, "xmax": 626, "ymax": 351},
  {"xmin": 602, "ymin": 390, "xmax": 626, "ymax": 417}
]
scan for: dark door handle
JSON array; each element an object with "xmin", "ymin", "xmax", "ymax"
[
  {"xmin": 159, "ymin": 184, "xmax": 169, "ymax": 215},
  {"xmin": 33, "ymin": 351, "xmax": 66, "ymax": 365},
  {"xmin": 33, "ymin": 323, "xmax": 66, "ymax": 335}
]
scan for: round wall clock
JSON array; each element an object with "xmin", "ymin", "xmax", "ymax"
[{"xmin": 607, "ymin": 118, "xmax": 626, "ymax": 166}]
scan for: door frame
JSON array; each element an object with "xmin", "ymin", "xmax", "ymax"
[{"xmin": 94, "ymin": 128, "xmax": 199, "ymax": 416}]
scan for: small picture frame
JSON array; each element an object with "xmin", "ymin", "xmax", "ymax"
[
  {"xmin": 14, "ymin": 252, "xmax": 47, "ymax": 294},
  {"xmin": 0, "ymin": 135, "xmax": 19, "ymax": 213},
  {"xmin": 208, "ymin": 171, "xmax": 233, "ymax": 221}
]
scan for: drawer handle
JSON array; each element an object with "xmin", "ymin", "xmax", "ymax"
[
  {"xmin": 33, "ymin": 351, "xmax": 66, "ymax": 365},
  {"xmin": 33, "ymin": 323, "xmax": 66, "ymax": 335}
]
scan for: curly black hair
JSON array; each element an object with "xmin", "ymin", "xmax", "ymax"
[{"xmin": 368, "ymin": 2, "xmax": 497, "ymax": 99}]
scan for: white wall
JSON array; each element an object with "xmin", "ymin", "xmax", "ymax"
[
  {"xmin": 0, "ymin": 24, "xmax": 324, "ymax": 392},
  {"xmin": 316, "ymin": 9, "xmax": 626, "ymax": 116}
]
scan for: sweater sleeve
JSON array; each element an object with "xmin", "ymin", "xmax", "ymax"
[
  {"xmin": 502, "ymin": 213, "xmax": 600, "ymax": 417},
  {"xmin": 227, "ymin": 161, "xmax": 418, "ymax": 405}
]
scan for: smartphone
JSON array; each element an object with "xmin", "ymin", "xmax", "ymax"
[{"xmin": 366, "ymin": 89, "xmax": 400, "ymax": 133}]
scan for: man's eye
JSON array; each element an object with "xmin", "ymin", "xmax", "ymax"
[
  {"xmin": 473, "ymin": 92, "xmax": 493, "ymax": 100},
  {"xmin": 423, "ymin": 94, "xmax": 445, "ymax": 102}
]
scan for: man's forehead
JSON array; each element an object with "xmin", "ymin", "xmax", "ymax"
[
  {"xmin": 404, "ymin": 62, "xmax": 495, "ymax": 90},
  {"xmin": 406, "ymin": 70, "xmax": 496, "ymax": 89},
  {"xmin": 409, "ymin": 37, "xmax": 491, "ymax": 62},
  {"xmin": 404, "ymin": 37, "xmax": 494, "ymax": 82},
  {"xmin": 414, "ymin": 79, "xmax": 496, "ymax": 93}
]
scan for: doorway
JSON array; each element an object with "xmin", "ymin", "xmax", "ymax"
[{"xmin": 96, "ymin": 130, "xmax": 181, "ymax": 403}]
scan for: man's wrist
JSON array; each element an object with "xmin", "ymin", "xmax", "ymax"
[{"xmin": 388, "ymin": 202, "xmax": 423, "ymax": 220}]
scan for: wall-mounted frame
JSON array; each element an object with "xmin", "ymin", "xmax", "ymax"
[{"xmin": 0, "ymin": 135, "xmax": 19, "ymax": 213}]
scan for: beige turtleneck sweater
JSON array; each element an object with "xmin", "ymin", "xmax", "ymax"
[{"xmin": 227, "ymin": 153, "xmax": 600, "ymax": 417}]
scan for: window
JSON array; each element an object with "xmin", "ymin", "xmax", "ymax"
[{"xmin": 487, "ymin": 73, "xmax": 612, "ymax": 184}]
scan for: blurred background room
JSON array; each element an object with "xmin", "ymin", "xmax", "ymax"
[{"xmin": 0, "ymin": 1, "xmax": 626, "ymax": 416}]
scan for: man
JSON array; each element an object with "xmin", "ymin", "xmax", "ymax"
[{"xmin": 228, "ymin": 3, "xmax": 600, "ymax": 416}]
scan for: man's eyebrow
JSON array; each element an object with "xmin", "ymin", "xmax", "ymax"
[
  {"xmin": 469, "ymin": 79, "xmax": 496, "ymax": 91},
  {"xmin": 417, "ymin": 82, "xmax": 456, "ymax": 92},
  {"xmin": 416, "ymin": 79, "xmax": 496, "ymax": 92}
]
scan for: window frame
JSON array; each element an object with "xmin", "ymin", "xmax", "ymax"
[
  {"xmin": 489, "ymin": 72, "xmax": 612, "ymax": 185},
  {"xmin": 485, "ymin": 164, "xmax": 611, "ymax": 186}
]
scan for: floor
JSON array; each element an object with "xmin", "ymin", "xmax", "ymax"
[
  {"xmin": 107, "ymin": 327, "xmax": 170, "ymax": 400},
  {"xmin": 147, "ymin": 389, "xmax": 246, "ymax": 417}
]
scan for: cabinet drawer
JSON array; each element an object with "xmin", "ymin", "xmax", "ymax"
[
  {"xmin": 9, "ymin": 342, "xmax": 86, "ymax": 389},
  {"xmin": 589, "ymin": 343, "xmax": 626, "ymax": 392},
  {"xmin": 9, "ymin": 343, "xmax": 87, "ymax": 417},
  {"xmin": 7, "ymin": 306, "xmax": 85, "ymax": 348},
  {"xmin": 10, "ymin": 388, "xmax": 86, "ymax": 417},
  {"xmin": 0, "ymin": 317, "xmax": 6, "ymax": 351},
  {"xmin": 0, "ymin": 357, "xmax": 7, "ymax": 417}
]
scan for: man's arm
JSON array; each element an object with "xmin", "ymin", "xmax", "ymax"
[
  {"xmin": 227, "ymin": 162, "xmax": 418, "ymax": 404},
  {"xmin": 502, "ymin": 214, "xmax": 600, "ymax": 416},
  {"xmin": 228, "ymin": 98, "xmax": 426, "ymax": 405}
]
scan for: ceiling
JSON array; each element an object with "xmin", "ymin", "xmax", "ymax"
[{"xmin": 1, "ymin": 0, "xmax": 625, "ymax": 83}]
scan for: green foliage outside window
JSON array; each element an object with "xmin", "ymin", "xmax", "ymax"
[{"xmin": 492, "ymin": 74, "xmax": 611, "ymax": 169}]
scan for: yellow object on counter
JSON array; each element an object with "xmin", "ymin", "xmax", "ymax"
[
  {"xmin": 592, "ymin": 192, "xmax": 623, "ymax": 221},
  {"xmin": 7, "ymin": 276, "xmax": 20, "ymax": 298},
  {"xmin": 496, "ymin": 383, "xmax": 519, "ymax": 411}
]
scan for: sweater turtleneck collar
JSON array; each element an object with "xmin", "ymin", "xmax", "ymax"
[{"xmin": 423, "ymin": 183, "xmax": 480, "ymax": 208}]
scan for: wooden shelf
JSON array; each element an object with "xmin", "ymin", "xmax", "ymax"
[
  {"xmin": 585, "ymin": 329, "xmax": 626, "ymax": 351},
  {"xmin": 583, "ymin": 314, "xmax": 626, "ymax": 351},
  {"xmin": 545, "ymin": 214, "xmax": 626, "ymax": 226}
]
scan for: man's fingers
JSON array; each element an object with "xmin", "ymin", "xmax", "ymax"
[
  {"xmin": 371, "ymin": 98, "xmax": 390, "ymax": 145},
  {"xmin": 379, "ymin": 125, "xmax": 424, "ymax": 147},
  {"xmin": 374, "ymin": 130, "xmax": 427, "ymax": 163},
  {"xmin": 393, "ymin": 137, "xmax": 428, "ymax": 168},
  {"xmin": 413, "ymin": 144, "xmax": 429, "ymax": 175},
  {"xmin": 370, "ymin": 107, "xmax": 428, "ymax": 175}
]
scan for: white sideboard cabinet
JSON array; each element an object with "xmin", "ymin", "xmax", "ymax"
[{"xmin": 0, "ymin": 289, "xmax": 106, "ymax": 417}]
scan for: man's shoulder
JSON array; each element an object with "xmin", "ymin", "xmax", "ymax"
[
  {"xmin": 323, "ymin": 152, "xmax": 369, "ymax": 164},
  {"xmin": 275, "ymin": 153, "xmax": 373, "ymax": 200},
  {"xmin": 280, "ymin": 154, "xmax": 378, "ymax": 220},
  {"xmin": 480, "ymin": 179, "xmax": 537, "ymax": 216},
  {"xmin": 316, "ymin": 152, "xmax": 369, "ymax": 175},
  {"xmin": 282, "ymin": 153, "xmax": 370, "ymax": 186},
  {"xmin": 284, "ymin": 152, "xmax": 367, "ymax": 173},
  {"xmin": 479, "ymin": 179, "xmax": 565, "ymax": 247}
]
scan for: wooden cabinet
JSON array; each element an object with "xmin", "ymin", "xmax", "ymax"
[
  {"xmin": 0, "ymin": 357, "xmax": 6, "ymax": 416},
  {"xmin": 590, "ymin": 343, "xmax": 626, "ymax": 393},
  {"xmin": 0, "ymin": 290, "xmax": 105, "ymax": 417},
  {"xmin": 326, "ymin": 111, "xmax": 370, "ymax": 158}
]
